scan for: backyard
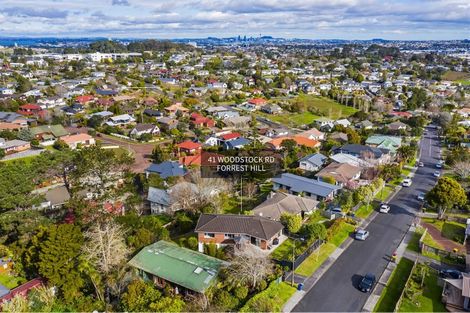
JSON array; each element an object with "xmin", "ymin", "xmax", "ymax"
[{"xmin": 422, "ymin": 218, "xmax": 466, "ymax": 244}]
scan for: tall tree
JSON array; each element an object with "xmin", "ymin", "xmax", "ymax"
[{"xmin": 426, "ymin": 177, "xmax": 467, "ymax": 218}]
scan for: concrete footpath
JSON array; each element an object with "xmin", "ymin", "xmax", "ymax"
[{"xmin": 282, "ymin": 186, "xmax": 402, "ymax": 313}]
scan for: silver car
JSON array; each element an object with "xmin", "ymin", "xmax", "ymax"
[{"xmin": 355, "ymin": 229, "xmax": 369, "ymax": 241}]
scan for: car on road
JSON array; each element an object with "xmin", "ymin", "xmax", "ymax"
[
  {"xmin": 417, "ymin": 193, "xmax": 425, "ymax": 201},
  {"xmin": 402, "ymin": 178, "xmax": 412, "ymax": 187},
  {"xmin": 355, "ymin": 229, "xmax": 369, "ymax": 241},
  {"xmin": 436, "ymin": 163, "xmax": 442, "ymax": 168},
  {"xmin": 379, "ymin": 203, "xmax": 391, "ymax": 213},
  {"xmin": 439, "ymin": 269, "xmax": 462, "ymax": 279},
  {"xmin": 433, "ymin": 171, "xmax": 441, "ymax": 177},
  {"xmin": 418, "ymin": 162, "xmax": 424, "ymax": 167},
  {"xmin": 358, "ymin": 273, "xmax": 376, "ymax": 292}
]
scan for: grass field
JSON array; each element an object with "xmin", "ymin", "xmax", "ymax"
[
  {"xmin": 271, "ymin": 238, "xmax": 296, "ymax": 261},
  {"xmin": 257, "ymin": 111, "xmax": 320, "ymax": 128},
  {"xmin": 442, "ymin": 71, "xmax": 470, "ymax": 81},
  {"xmin": 422, "ymin": 218, "xmax": 465, "ymax": 244},
  {"xmin": 291, "ymin": 95, "xmax": 358, "ymax": 119},
  {"xmin": 374, "ymin": 258, "xmax": 414, "ymax": 313},
  {"xmin": 0, "ymin": 273, "xmax": 25, "ymax": 289},
  {"xmin": 375, "ymin": 185, "xmax": 395, "ymax": 202},
  {"xmin": 240, "ymin": 281, "xmax": 297, "ymax": 312},
  {"xmin": 355, "ymin": 203, "xmax": 374, "ymax": 219},
  {"xmin": 295, "ymin": 222, "xmax": 355, "ymax": 276},
  {"xmin": 398, "ymin": 268, "xmax": 446, "ymax": 312}
]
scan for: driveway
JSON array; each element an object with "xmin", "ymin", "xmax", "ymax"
[{"xmin": 293, "ymin": 125, "xmax": 442, "ymax": 312}]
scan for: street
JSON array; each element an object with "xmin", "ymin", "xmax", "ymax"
[{"xmin": 293, "ymin": 125, "xmax": 441, "ymax": 312}]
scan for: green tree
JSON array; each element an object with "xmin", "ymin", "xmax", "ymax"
[
  {"xmin": 280, "ymin": 213, "xmax": 302, "ymax": 234},
  {"xmin": 301, "ymin": 222, "xmax": 327, "ymax": 242},
  {"xmin": 426, "ymin": 177, "xmax": 467, "ymax": 218},
  {"xmin": 24, "ymin": 224, "xmax": 85, "ymax": 299}
]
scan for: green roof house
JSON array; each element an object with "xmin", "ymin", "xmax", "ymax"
[
  {"xmin": 30, "ymin": 125, "xmax": 69, "ymax": 142},
  {"xmin": 365, "ymin": 135, "xmax": 402, "ymax": 154},
  {"xmin": 128, "ymin": 240, "xmax": 225, "ymax": 294}
]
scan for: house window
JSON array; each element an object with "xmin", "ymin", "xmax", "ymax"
[
  {"xmin": 204, "ymin": 233, "xmax": 215, "ymax": 238},
  {"xmin": 224, "ymin": 234, "xmax": 235, "ymax": 239}
]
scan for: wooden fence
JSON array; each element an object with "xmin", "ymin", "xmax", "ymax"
[
  {"xmin": 419, "ymin": 229, "xmax": 466, "ymax": 266},
  {"xmin": 393, "ymin": 258, "xmax": 418, "ymax": 312},
  {"xmin": 273, "ymin": 238, "xmax": 323, "ymax": 270}
]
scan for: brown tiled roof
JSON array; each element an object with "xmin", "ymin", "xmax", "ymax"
[
  {"xmin": 316, "ymin": 162, "xmax": 361, "ymax": 184},
  {"xmin": 252, "ymin": 192, "xmax": 318, "ymax": 221},
  {"xmin": 195, "ymin": 214, "xmax": 283, "ymax": 240}
]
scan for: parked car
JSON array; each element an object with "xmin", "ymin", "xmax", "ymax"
[
  {"xmin": 417, "ymin": 193, "xmax": 425, "ymax": 201},
  {"xmin": 358, "ymin": 273, "xmax": 376, "ymax": 292},
  {"xmin": 433, "ymin": 171, "xmax": 441, "ymax": 177},
  {"xmin": 436, "ymin": 163, "xmax": 442, "ymax": 168},
  {"xmin": 418, "ymin": 162, "xmax": 424, "ymax": 167},
  {"xmin": 379, "ymin": 203, "xmax": 391, "ymax": 213},
  {"xmin": 355, "ymin": 229, "xmax": 369, "ymax": 241},
  {"xmin": 402, "ymin": 178, "xmax": 412, "ymax": 187},
  {"xmin": 439, "ymin": 269, "xmax": 462, "ymax": 279}
]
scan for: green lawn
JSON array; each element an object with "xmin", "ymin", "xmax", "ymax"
[
  {"xmin": 271, "ymin": 238, "xmax": 296, "ymax": 261},
  {"xmin": 398, "ymin": 269, "xmax": 446, "ymax": 312},
  {"xmin": 240, "ymin": 281, "xmax": 297, "ymax": 312},
  {"xmin": 0, "ymin": 273, "xmax": 25, "ymax": 289},
  {"xmin": 375, "ymin": 186, "xmax": 394, "ymax": 202},
  {"xmin": 374, "ymin": 258, "xmax": 414, "ymax": 313},
  {"xmin": 422, "ymin": 218, "xmax": 465, "ymax": 244},
  {"xmin": 406, "ymin": 229, "xmax": 424, "ymax": 253},
  {"xmin": 455, "ymin": 79, "xmax": 470, "ymax": 86},
  {"xmin": 295, "ymin": 222, "xmax": 355, "ymax": 276},
  {"xmin": 257, "ymin": 111, "xmax": 320, "ymax": 128},
  {"xmin": 401, "ymin": 168, "xmax": 412, "ymax": 177},
  {"xmin": 356, "ymin": 203, "xmax": 374, "ymax": 219},
  {"xmin": 291, "ymin": 95, "xmax": 358, "ymax": 119}
]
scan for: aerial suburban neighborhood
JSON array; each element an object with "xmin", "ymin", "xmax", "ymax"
[{"xmin": 0, "ymin": 1, "xmax": 469, "ymax": 312}]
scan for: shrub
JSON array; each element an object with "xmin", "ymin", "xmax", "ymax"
[
  {"xmin": 257, "ymin": 280, "xmax": 268, "ymax": 292},
  {"xmin": 213, "ymin": 289, "xmax": 239, "ymax": 311},
  {"xmin": 187, "ymin": 237, "xmax": 198, "ymax": 250},
  {"xmin": 233, "ymin": 286, "xmax": 249, "ymax": 300}
]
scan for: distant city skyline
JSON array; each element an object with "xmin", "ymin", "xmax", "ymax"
[{"xmin": 0, "ymin": 0, "xmax": 469, "ymax": 40}]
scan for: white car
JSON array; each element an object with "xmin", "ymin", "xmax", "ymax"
[
  {"xmin": 402, "ymin": 179, "xmax": 412, "ymax": 187},
  {"xmin": 435, "ymin": 163, "xmax": 442, "ymax": 169},
  {"xmin": 433, "ymin": 171, "xmax": 441, "ymax": 177},
  {"xmin": 417, "ymin": 193, "xmax": 425, "ymax": 201},
  {"xmin": 355, "ymin": 229, "xmax": 370, "ymax": 241},
  {"xmin": 418, "ymin": 162, "xmax": 424, "ymax": 167},
  {"xmin": 379, "ymin": 203, "xmax": 391, "ymax": 213}
]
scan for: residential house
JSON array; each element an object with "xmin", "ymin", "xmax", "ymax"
[
  {"xmin": 145, "ymin": 161, "xmax": 187, "ymax": 179},
  {"xmin": 388, "ymin": 121, "xmax": 408, "ymax": 132},
  {"xmin": 165, "ymin": 103, "xmax": 189, "ymax": 117},
  {"xmin": 366, "ymin": 135, "xmax": 402, "ymax": 155},
  {"xmin": 441, "ymin": 273, "xmax": 470, "ymax": 311},
  {"xmin": 143, "ymin": 109, "xmax": 163, "ymax": 117},
  {"xmin": 356, "ymin": 120, "xmax": 374, "ymax": 130},
  {"xmin": 177, "ymin": 141, "xmax": 202, "ymax": 155},
  {"xmin": 296, "ymin": 128, "xmax": 325, "ymax": 141},
  {"xmin": 157, "ymin": 117, "xmax": 178, "ymax": 131},
  {"xmin": 247, "ymin": 98, "xmax": 268, "ymax": 108},
  {"xmin": 61, "ymin": 133, "xmax": 95, "ymax": 149},
  {"xmin": 315, "ymin": 162, "xmax": 362, "ymax": 187},
  {"xmin": 17, "ymin": 104, "xmax": 46, "ymax": 119},
  {"xmin": 128, "ymin": 240, "xmax": 224, "ymax": 294},
  {"xmin": 332, "ymin": 144, "xmax": 391, "ymax": 165},
  {"xmin": 315, "ymin": 117, "xmax": 335, "ymax": 129},
  {"xmin": 272, "ymin": 173, "xmax": 340, "ymax": 201},
  {"xmin": 190, "ymin": 113, "xmax": 215, "ymax": 128},
  {"xmin": 30, "ymin": 125, "xmax": 69, "ymax": 144},
  {"xmin": 224, "ymin": 116, "xmax": 251, "ymax": 128},
  {"xmin": 75, "ymin": 95, "xmax": 95, "ymax": 105},
  {"xmin": 195, "ymin": 213, "xmax": 284, "ymax": 252},
  {"xmin": 0, "ymin": 278, "xmax": 45, "ymax": 305},
  {"xmin": 330, "ymin": 153, "xmax": 372, "ymax": 168},
  {"xmin": 147, "ymin": 187, "xmax": 171, "ymax": 214},
  {"xmin": 105, "ymin": 114, "xmax": 136, "ymax": 127},
  {"xmin": 267, "ymin": 136, "xmax": 320, "ymax": 150},
  {"xmin": 335, "ymin": 119, "xmax": 352, "ymax": 128},
  {"xmin": 298, "ymin": 153, "xmax": 328, "ymax": 172},
  {"xmin": 62, "ymin": 103, "xmax": 85, "ymax": 115},
  {"xmin": 329, "ymin": 132, "xmax": 349, "ymax": 143},
  {"xmin": 33, "ymin": 185, "xmax": 71, "ymax": 210},
  {"xmin": 261, "ymin": 104, "xmax": 283, "ymax": 114},
  {"xmin": 0, "ymin": 139, "xmax": 31, "ymax": 154},
  {"xmin": 223, "ymin": 137, "xmax": 250, "ymax": 150},
  {"xmin": 130, "ymin": 124, "xmax": 160, "ymax": 138},
  {"xmin": 252, "ymin": 192, "xmax": 318, "ymax": 221},
  {"xmin": 0, "ymin": 112, "xmax": 28, "ymax": 130}
]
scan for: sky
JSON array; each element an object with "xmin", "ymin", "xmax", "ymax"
[{"xmin": 0, "ymin": 0, "xmax": 469, "ymax": 40}]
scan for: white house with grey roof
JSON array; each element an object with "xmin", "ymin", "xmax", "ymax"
[
  {"xmin": 272, "ymin": 173, "xmax": 340, "ymax": 201},
  {"xmin": 299, "ymin": 153, "xmax": 328, "ymax": 172}
]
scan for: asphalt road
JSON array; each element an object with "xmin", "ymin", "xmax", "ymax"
[{"xmin": 293, "ymin": 125, "xmax": 442, "ymax": 312}]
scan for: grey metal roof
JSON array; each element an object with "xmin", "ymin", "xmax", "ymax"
[
  {"xmin": 145, "ymin": 161, "xmax": 187, "ymax": 179},
  {"xmin": 272, "ymin": 173, "xmax": 340, "ymax": 197},
  {"xmin": 147, "ymin": 187, "xmax": 170, "ymax": 206},
  {"xmin": 333, "ymin": 144, "xmax": 389, "ymax": 159},
  {"xmin": 0, "ymin": 112, "xmax": 25, "ymax": 123},
  {"xmin": 253, "ymin": 192, "xmax": 318, "ymax": 220},
  {"xmin": 299, "ymin": 153, "xmax": 327, "ymax": 167}
]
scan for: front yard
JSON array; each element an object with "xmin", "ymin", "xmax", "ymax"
[
  {"xmin": 374, "ymin": 258, "xmax": 414, "ymax": 312},
  {"xmin": 239, "ymin": 281, "xmax": 297, "ymax": 312},
  {"xmin": 295, "ymin": 221, "xmax": 355, "ymax": 277},
  {"xmin": 422, "ymin": 218, "xmax": 466, "ymax": 244}
]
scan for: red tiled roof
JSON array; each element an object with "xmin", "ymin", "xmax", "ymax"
[
  {"xmin": 75, "ymin": 95, "xmax": 94, "ymax": 104},
  {"xmin": 220, "ymin": 132, "xmax": 241, "ymax": 141},
  {"xmin": 177, "ymin": 141, "xmax": 202, "ymax": 150},
  {"xmin": 19, "ymin": 104, "xmax": 41, "ymax": 110},
  {"xmin": 0, "ymin": 278, "xmax": 45, "ymax": 303},
  {"xmin": 248, "ymin": 98, "xmax": 267, "ymax": 105}
]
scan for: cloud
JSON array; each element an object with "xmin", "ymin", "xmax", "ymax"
[
  {"xmin": 0, "ymin": 0, "xmax": 468, "ymax": 39},
  {"xmin": 112, "ymin": 0, "xmax": 130, "ymax": 6}
]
